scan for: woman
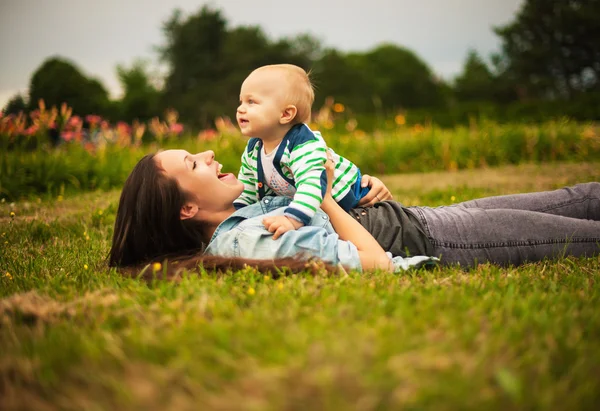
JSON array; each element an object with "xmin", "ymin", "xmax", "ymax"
[{"xmin": 108, "ymin": 149, "xmax": 600, "ymax": 274}]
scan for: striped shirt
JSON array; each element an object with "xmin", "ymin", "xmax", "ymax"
[{"xmin": 234, "ymin": 123, "xmax": 366, "ymax": 225}]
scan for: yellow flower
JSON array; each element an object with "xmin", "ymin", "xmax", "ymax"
[
  {"xmin": 57, "ymin": 195, "xmax": 63, "ymax": 202},
  {"xmin": 263, "ymin": 275, "xmax": 270, "ymax": 281},
  {"xmin": 5, "ymin": 272, "xmax": 12, "ymax": 280},
  {"xmin": 84, "ymin": 264, "xmax": 88, "ymax": 270},
  {"xmin": 451, "ymin": 196, "xmax": 456, "ymax": 202},
  {"xmin": 98, "ymin": 210, "xmax": 103, "ymax": 215},
  {"xmin": 85, "ymin": 235, "xmax": 90, "ymax": 241},
  {"xmin": 333, "ymin": 103, "xmax": 345, "ymax": 113},
  {"xmin": 152, "ymin": 262, "xmax": 162, "ymax": 272},
  {"xmin": 247, "ymin": 287, "xmax": 256, "ymax": 295},
  {"xmin": 395, "ymin": 114, "xmax": 406, "ymax": 125},
  {"xmin": 412, "ymin": 124, "xmax": 424, "ymax": 133},
  {"xmin": 10, "ymin": 211, "xmax": 15, "ymax": 218},
  {"xmin": 277, "ymin": 282, "xmax": 284, "ymax": 290}
]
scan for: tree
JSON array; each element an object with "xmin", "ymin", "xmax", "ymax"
[
  {"xmin": 314, "ymin": 44, "xmax": 444, "ymax": 112},
  {"xmin": 159, "ymin": 6, "xmax": 229, "ymax": 127},
  {"xmin": 158, "ymin": 5, "xmax": 321, "ymax": 128},
  {"xmin": 358, "ymin": 44, "xmax": 445, "ymax": 109},
  {"xmin": 494, "ymin": 0, "xmax": 600, "ymax": 99},
  {"xmin": 312, "ymin": 49, "xmax": 373, "ymax": 111},
  {"xmin": 454, "ymin": 50, "xmax": 496, "ymax": 102},
  {"xmin": 2, "ymin": 94, "xmax": 28, "ymax": 115},
  {"xmin": 116, "ymin": 60, "xmax": 161, "ymax": 122},
  {"xmin": 28, "ymin": 57, "xmax": 111, "ymax": 115}
]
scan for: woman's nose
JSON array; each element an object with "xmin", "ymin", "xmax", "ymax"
[{"xmin": 195, "ymin": 150, "xmax": 214, "ymax": 164}]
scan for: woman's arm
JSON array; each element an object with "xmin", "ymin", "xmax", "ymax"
[
  {"xmin": 320, "ymin": 158, "xmax": 392, "ymax": 272},
  {"xmin": 320, "ymin": 195, "xmax": 392, "ymax": 271}
]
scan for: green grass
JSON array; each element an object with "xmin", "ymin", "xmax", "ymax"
[{"xmin": 1, "ymin": 162, "xmax": 600, "ymax": 410}]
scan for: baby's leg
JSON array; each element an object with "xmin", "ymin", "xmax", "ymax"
[{"xmin": 456, "ymin": 183, "xmax": 600, "ymax": 221}]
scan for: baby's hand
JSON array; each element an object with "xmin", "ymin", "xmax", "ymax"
[{"xmin": 263, "ymin": 215, "xmax": 304, "ymax": 240}]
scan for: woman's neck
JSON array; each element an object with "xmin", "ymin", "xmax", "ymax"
[{"xmin": 200, "ymin": 206, "xmax": 237, "ymax": 243}]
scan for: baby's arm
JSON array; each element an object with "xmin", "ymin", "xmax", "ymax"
[
  {"xmin": 263, "ymin": 139, "xmax": 329, "ymax": 239},
  {"xmin": 283, "ymin": 139, "xmax": 329, "ymax": 224},
  {"xmin": 233, "ymin": 145, "xmax": 259, "ymax": 209}
]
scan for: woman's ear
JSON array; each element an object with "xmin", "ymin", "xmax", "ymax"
[
  {"xmin": 180, "ymin": 203, "xmax": 199, "ymax": 220},
  {"xmin": 280, "ymin": 105, "xmax": 298, "ymax": 125}
]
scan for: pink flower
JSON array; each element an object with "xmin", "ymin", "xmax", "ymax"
[
  {"xmin": 68, "ymin": 115, "xmax": 82, "ymax": 127},
  {"xmin": 85, "ymin": 115, "xmax": 102, "ymax": 126},
  {"xmin": 24, "ymin": 125, "xmax": 39, "ymax": 136},
  {"xmin": 198, "ymin": 129, "xmax": 217, "ymax": 141},
  {"xmin": 61, "ymin": 131, "xmax": 75, "ymax": 142},
  {"xmin": 116, "ymin": 121, "xmax": 131, "ymax": 135},
  {"xmin": 169, "ymin": 123, "xmax": 184, "ymax": 135}
]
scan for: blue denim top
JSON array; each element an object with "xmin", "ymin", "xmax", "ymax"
[{"xmin": 204, "ymin": 196, "xmax": 362, "ymax": 270}]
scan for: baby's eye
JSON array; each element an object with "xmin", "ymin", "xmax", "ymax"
[{"xmin": 248, "ymin": 99, "xmax": 255, "ymax": 105}]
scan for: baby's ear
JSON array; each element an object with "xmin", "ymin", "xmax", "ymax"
[{"xmin": 280, "ymin": 105, "xmax": 298, "ymax": 125}]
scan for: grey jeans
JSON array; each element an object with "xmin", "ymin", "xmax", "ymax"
[{"xmin": 410, "ymin": 183, "xmax": 600, "ymax": 268}]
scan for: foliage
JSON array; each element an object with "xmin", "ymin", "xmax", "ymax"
[
  {"xmin": 454, "ymin": 50, "xmax": 498, "ymax": 103},
  {"xmin": 28, "ymin": 57, "xmax": 112, "ymax": 117},
  {"xmin": 158, "ymin": 6, "xmax": 317, "ymax": 129},
  {"xmin": 313, "ymin": 44, "xmax": 445, "ymax": 113},
  {"xmin": 159, "ymin": 6, "xmax": 229, "ymax": 128},
  {"xmin": 1, "ymin": 165, "xmax": 600, "ymax": 410},
  {"xmin": 116, "ymin": 60, "xmax": 162, "ymax": 123},
  {"xmin": 2, "ymin": 94, "xmax": 28, "ymax": 116},
  {"xmin": 494, "ymin": 0, "xmax": 600, "ymax": 99},
  {"xmin": 356, "ymin": 44, "xmax": 445, "ymax": 109}
]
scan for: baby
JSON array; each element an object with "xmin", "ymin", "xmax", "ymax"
[{"xmin": 234, "ymin": 64, "xmax": 369, "ymax": 237}]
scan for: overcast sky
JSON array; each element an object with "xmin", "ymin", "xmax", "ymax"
[{"xmin": 0, "ymin": 0, "xmax": 524, "ymax": 107}]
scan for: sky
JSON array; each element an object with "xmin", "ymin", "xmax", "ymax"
[{"xmin": 0, "ymin": 0, "xmax": 524, "ymax": 108}]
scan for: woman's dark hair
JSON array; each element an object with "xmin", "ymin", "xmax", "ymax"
[
  {"xmin": 109, "ymin": 153, "xmax": 206, "ymax": 267},
  {"xmin": 109, "ymin": 153, "xmax": 338, "ymax": 278}
]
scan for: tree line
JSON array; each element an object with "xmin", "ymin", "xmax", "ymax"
[{"xmin": 4, "ymin": 0, "xmax": 600, "ymax": 128}]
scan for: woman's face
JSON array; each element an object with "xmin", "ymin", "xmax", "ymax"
[{"xmin": 155, "ymin": 149, "xmax": 243, "ymax": 214}]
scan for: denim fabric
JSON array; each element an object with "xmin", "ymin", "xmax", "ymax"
[
  {"xmin": 410, "ymin": 183, "xmax": 600, "ymax": 268},
  {"xmin": 205, "ymin": 196, "xmax": 362, "ymax": 270}
]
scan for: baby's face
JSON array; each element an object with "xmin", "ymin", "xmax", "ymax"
[{"xmin": 237, "ymin": 69, "xmax": 292, "ymax": 139}]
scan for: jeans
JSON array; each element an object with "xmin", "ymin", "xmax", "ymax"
[{"xmin": 410, "ymin": 183, "xmax": 600, "ymax": 268}]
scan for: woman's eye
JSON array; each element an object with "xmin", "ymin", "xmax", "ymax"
[{"xmin": 192, "ymin": 161, "xmax": 197, "ymax": 170}]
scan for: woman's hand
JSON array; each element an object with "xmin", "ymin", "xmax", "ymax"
[
  {"xmin": 323, "ymin": 151, "xmax": 336, "ymax": 202},
  {"xmin": 320, "ymin": 152, "xmax": 391, "ymax": 272},
  {"xmin": 358, "ymin": 174, "xmax": 393, "ymax": 207}
]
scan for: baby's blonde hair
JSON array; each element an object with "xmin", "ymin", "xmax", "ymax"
[{"xmin": 252, "ymin": 64, "xmax": 314, "ymax": 123}]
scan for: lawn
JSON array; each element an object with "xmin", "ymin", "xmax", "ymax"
[{"xmin": 1, "ymin": 161, "xmax": 600, "ymax": 410}]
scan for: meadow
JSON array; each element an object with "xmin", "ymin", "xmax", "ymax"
[
  {"xmin": 2, "ymin": 101, "xmax": 600, "ymax": 200},
  {"xmin": 2, "ymin": 157, "xmax": 600, "ymax": 410}
]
